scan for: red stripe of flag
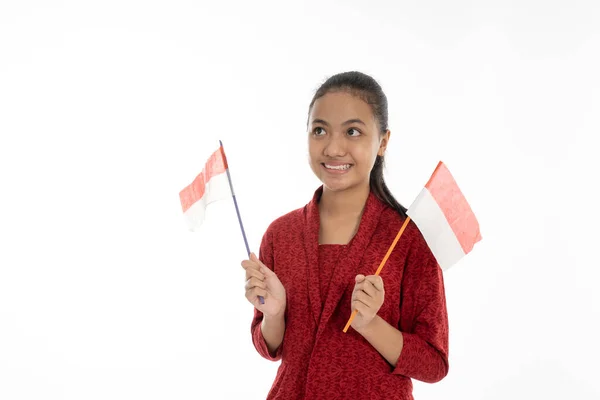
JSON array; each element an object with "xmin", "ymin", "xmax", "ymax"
[
  {"xmin": 425, "ymin": 161, "xmax": 482, "ymax": 254},
  {"xmin": 179, "ymin": 146, "xmax": 228, "ymax": 213}
]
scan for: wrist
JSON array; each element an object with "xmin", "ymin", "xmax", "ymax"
[
  {"xmin": 264, "ymin": 307, "xmax": 286, "ymax": 322},
  {"xmin": 355, "ymin": 314, "xmax": 380, "ymax": 336}
]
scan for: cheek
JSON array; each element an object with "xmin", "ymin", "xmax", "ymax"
[
  {"xmin": 307, "ymin": 151, "xmax": 321, "ymax": 173},
  {"xmin": 308, "ymin": 140, "xmax": 322, "ymax": 161},
  {"xmin": 355, "ymin": 146, "xmax": 378, "ymax": 168},
  {"xmin": 307, "ymin": 147, "xmax": 317, "ymax": 164}
]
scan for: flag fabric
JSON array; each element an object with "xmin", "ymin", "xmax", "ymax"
[
  {"xmin": 407, "ymin": 161, "xmax": 481, "ymax": 271},
  {"xmin": 179, "ymin": 145, "xmax": 231, "ymax": 231}
]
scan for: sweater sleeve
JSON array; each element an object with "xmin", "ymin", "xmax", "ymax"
[
  {"xmin": 393, "ymin": 227, "xmax": 449, "ymax": 383},
  {"xmin": 250, "ymin": 226, "xmax": 284, "ymax": 361}
]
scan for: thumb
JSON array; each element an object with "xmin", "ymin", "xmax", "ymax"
[
  {"xmin": 251, "ymin": 253, "xmax": 274, "ymax": 276},
  {"xmin": 355, "ymin": 274, "xmax": 365, "ymax": 282},
  {"xmin": 260, "ymin": 263, "xmax": 275, "ymax": 276}
]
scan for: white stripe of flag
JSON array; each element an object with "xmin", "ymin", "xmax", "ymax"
[
  {"xmin": 407, "ymin": 161, "xmax": 482, "ymax": 271},
  {"xmin": 179, "ymin": 145, "xmax": 231, "ymax": 231}
]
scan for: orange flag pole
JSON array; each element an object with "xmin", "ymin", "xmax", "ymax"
[{"xmin": 342, "ymin": 216, "xmax": 411, "ymax": 333}]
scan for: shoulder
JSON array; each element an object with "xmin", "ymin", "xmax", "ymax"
[
  {"xmin": 258, "ymin": 204, "xmax": 307, "ymax": 262},
  {"xmin": 262, "ymin": 204, "xmax": 306, "ymax": 238},
  {"xmin": 263, "ymin": 186, "xmax": 323, "ymax": 236}
]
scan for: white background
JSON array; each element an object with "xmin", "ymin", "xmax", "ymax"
[{"xmin": 1, "ymin": 1, "xmax": 599, "ymax": 399}]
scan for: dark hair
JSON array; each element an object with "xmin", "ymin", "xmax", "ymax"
[{"xmin": 307, "ymin": 71, "xmax": 407, "ymax": 217}]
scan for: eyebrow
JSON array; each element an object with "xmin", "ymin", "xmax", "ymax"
[{"xmin": 311, "ymin": 118, "xmax": 367, "ymax": 127}]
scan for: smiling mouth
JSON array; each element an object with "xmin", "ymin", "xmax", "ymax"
[{"xmin": 322, "ymin": 163, "xmax": 352, "ymax": 171}]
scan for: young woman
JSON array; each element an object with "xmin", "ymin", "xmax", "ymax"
[{"xmin": 242, "ymin": 71, "xmax": 449, "ymax": 399}]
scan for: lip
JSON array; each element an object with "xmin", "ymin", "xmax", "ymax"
[{"xmin": 321, "ymin": 162, "xmax": 353, "ymax": 174}]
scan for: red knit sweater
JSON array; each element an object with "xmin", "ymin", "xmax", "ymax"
[{"xmin": 251, "ymin": 187, "xmax": 449, "ymax": 399}]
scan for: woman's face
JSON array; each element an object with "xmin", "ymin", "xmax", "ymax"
[{"xmin": 308, "ymin": 90, "xmax": 389, "ymax": 193}]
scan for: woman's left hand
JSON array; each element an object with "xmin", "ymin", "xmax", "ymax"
[{"xmin": 350, "ymin": 274, "xmax": 385, "ymax": 331}]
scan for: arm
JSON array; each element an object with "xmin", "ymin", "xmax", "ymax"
[
  {"xmin": 354, "ymin": 315, "xmax": 404, "ymax": 367},
  {"xmin": 357, "ymin": 228, "xmax": 449, "ymax": 383},
  {"xmin": 250, "ymin": 227, "xmax": 287, "ymax": 360},
  {"xmin": 260, "ymin": 312, "xmax": 286, "ymax": 355},
  {"xmin": 393, "ymin": 229, "xmax": 449, "ymax": 382}
]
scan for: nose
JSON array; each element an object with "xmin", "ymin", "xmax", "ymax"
[{"xmin": 323, "ymin": 132, "xmax": 347, "ymax": 157}]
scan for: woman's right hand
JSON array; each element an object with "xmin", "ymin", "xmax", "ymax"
[{"xmin": 242, "ymin": 252, "xmax": 286, "ymax": 317}]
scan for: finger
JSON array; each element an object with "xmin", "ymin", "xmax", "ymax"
[
  {"xmin": 355, "ymin": 274, "xmax": 365, "ymax": 283},
  {"xmin": 241, "ymin": 259, "xmax": 261, "ymax": 271},
  {"xmin": 245, "ymin": 276, "xmax": 267, "ymax": 291},
  {"xmin": 355, "ymin": 290, "xmax": 373, "ymax": 308},
  {"xmin": 247, "ymin": 287, "xmax": 268, "ymax": 300},
  {"xmin": 250, "ymin": 253, "xmax": 274, "ymax": 275},
  {"xmin": 356, "ymin": 280, "xmax": 376, "ymax": 298},
  {"xmin": 258, "ymin": 263, "xmax": 276, "ymax": 277},
  {"xmin": 352, "ymin": 300, "xmax": 369, "ymax": 316},
  {"xmin": 354, "ymin": 280, "xmax": 376, "ymax": 299},
  {"xmin": 253, "ymin": 296, "xmax": 266, "ymax": 308},
  {"xmin": 245, "ymin": 267, "xmax": 265, "ymax": 281},
  {"xmin": 250, "ymin": 252, "xmax": 263, "ymax": 265},
  {"xmin": 353, "ymin": 277, "xmax": 369, "ymax": 290},
  {"xmin": 365, "ymin": 275, "xmax": 384, "ymax": 292},
  {"xmin": 351, "ymin": 290, "xmax": 372, "ymax": 307},
  {"xmin": 260, "ymin": 264, "xmax": 275, "ymax": 277}
]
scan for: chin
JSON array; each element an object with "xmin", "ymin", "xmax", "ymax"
[
  {"xmin": 310, "ymin": 164, "xmax": 366, "ymax": 193},
  {"xmin": 321, "ymin": 178, "xmax": 357, "ymax": 193}
]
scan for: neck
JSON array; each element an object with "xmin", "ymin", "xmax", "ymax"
[{"xmin": 319, "ymin": 183, "xmax": 370, "ymax": 218}]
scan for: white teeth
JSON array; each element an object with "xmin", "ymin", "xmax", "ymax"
[{"xmin": 324, "ymin": 164, "xmax": 351, "ymax": 170}]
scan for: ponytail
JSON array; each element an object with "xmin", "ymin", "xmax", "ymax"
[{"xmin": 369, "ymin": 155, "xmax": 407, "ymax": 217}]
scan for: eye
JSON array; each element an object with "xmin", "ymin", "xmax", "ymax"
[
  {"xmin": 313, "ymin": 127, "xmax": 326, "ymax": 136},
  {"xmin": 347, "ymin": 128, "xmax": 361, "ymax": 137}
]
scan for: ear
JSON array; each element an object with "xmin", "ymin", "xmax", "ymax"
[{"xmin": 378, "ymin": 130, "xmax": 391, "ymax": 156}]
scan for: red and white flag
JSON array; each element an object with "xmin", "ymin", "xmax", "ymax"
[
  {"xmin": 179, "ymin": 145, "xmax": 231, "ymax": 231},
  {"xmin": 407, "ymin": 161, "xmax": 481, "ymax": 271}
]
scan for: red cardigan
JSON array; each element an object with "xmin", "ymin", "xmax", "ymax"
[{"xmin": 251, "ymin": 187, "xmax": 449, "ymax": 399}]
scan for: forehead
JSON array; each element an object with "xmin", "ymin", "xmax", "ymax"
[{"xmin": 310, "ymin": 91, "xmax": 376, "ymax": 125}]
